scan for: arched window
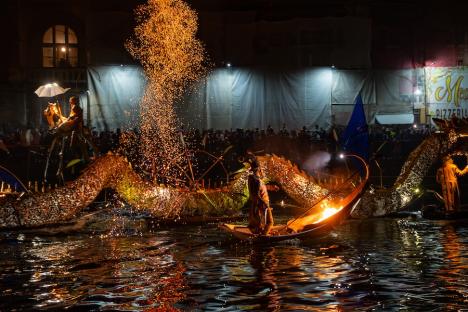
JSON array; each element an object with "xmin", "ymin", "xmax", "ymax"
[{"xmin": 42, "ymin": 25, "xmax": 78, "ymax": 67}]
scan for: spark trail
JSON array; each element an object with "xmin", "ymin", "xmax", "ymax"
[{"xmin": 126, "ymin": 0, "xmax": 207, "ymax": 184}]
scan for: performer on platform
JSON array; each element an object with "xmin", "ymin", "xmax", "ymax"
[
  {"xmin": 59, "ymin": 96, "xmax": 83, "ymax": 133},
  {"xmin": 436, "ymin": 156, "xmax": 468, "ymax": 213},
  {"xmin": 57, "ymin": 96, "xmax": 91, "ymax": 162},
  {"xmin": 247, "ymin": 155, "xmax": 278, "ymax": 235}
]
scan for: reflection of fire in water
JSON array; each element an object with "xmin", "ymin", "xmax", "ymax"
[
  {"xmin": 26, "ymin": 235, "xmax": 188, "ymax": 310},
  {"xmin": 437, "ymin": 225, "xmax": 468, "ymax": 310}
]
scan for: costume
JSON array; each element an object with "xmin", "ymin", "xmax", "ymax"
[
  {"xmin": 436, "ymin": 159, "xmax": 468, "ymax": 213},
  {"xmin": 248, "ymin": 171, "xmax": 274, "ymax": 235},
  {"xmin": 43, "ymin": 103, "xmax": 66, "ymax": 129},
  {"xmin": 58, "ymin": 103, "xmax": 83, "ymax": 133}
]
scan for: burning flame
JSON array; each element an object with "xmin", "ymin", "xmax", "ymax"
[
  {"xmin": 287, "ymin": 203, "xmax": 343, "ymax": 232},
  {"xmin": 313, "ymin": 206, "xmax": 342, "ymax": 224}
]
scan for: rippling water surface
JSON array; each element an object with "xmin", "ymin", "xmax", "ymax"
[{"xmin": 1, "ymin": 215, "xmax": 467, "ymax": 311}]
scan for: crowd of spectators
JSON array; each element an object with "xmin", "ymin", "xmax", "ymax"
[
  {"xmin": 0, "ymin": 123, "xmax": 433, "ymax": 157},
  {"xmin": 0, "ymin": 123, "xmax": 433, "ymax": 186}
]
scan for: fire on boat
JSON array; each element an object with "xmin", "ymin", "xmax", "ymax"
[{"xmin": 220, "ymin": 154, "xmax": 369, "ymax": 242}]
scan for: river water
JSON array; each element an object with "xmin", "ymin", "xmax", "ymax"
[{"xmin": 1, "ymin": 213, "xmax": 467, "ymax": 311}]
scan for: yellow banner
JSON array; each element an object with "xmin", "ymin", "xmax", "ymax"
[{"xmin": 426, "ymin": 67, "xmax": 468, "ymax": 119}]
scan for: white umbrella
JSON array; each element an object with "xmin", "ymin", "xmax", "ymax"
[{"xmin": 35, "ymin": 83, "xmax": 70, "ymax": 98}]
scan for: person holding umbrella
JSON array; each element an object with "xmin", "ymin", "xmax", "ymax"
[
  {"xmin": 35, "ymin": 83, "xmax": 70, "ymax": 129},
  {"xmin": 36, "ymin": 83, "xmax": 94, "ymax": 181}
]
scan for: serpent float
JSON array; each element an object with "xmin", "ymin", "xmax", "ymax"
[
  {"xmin": 0, "ymin": 118, "xmax": 467, "ymax": 229},
  {"xmin": 0, "ymin": 153, "xmax": 329, "ymax": 229}
]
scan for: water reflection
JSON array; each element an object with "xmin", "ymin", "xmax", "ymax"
[
  {"xmin": 0, "ymin": 218, "xmax": 468, "ymax": 310},
  {"xmin": 437, "ymin": 224, "xmax": 468, "ymax": 309},
  {"xmin": 1, "ymin": 232, "xmax": 188, "ymax": 310},
  {"xmin": 247, "ymin": 247, "xmax": 280, "ymax": 310}
]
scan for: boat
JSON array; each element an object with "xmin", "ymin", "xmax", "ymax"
[{"xmin": 220, "ymin": 154, "xmax": 369, "ymax": 243}]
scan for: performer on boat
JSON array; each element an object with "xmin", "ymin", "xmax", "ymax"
[
  {"xmin": 436, "ymin": 155, "xmax": 468, "ymax": 213},
  {"xmin": 247, "ymin": 155, "xmax": 278, "ymax": 235}
]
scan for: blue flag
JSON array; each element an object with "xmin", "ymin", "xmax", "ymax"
[{"xmin": 340, "ymin": 93, "xmax": 369, "ymax": 161}]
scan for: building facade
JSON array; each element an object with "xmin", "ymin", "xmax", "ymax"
[{"xmin": 0, "ymin": 0, "xmax": 467, "ymax": 129}]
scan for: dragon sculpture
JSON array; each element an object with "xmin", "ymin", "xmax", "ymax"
[
  {"xmin": 0, "ymin": 117, "xmax": 466, "ymax": 229},
  {"xmin": 0, "ymin": 154, "xmax": 327, "ymax": 229},
  {"xmin": 352, "ymin": 117, "xmax": 468, "ymax": 218}
]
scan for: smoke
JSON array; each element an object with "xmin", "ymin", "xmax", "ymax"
[{"xmin": 302, "ymin": 151, "xmax": 332, "ymax": 172}]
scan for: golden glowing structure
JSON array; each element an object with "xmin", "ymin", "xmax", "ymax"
[
  {"xmin": 0, "ymin": 154, "xmax": 328, "ymax": 229},
  {"xmin": 257, "ymin": 155, "xmax": 327, "ymax": 207},
  {"xmin": 352, "ymin": 117, "xmax": 468, "ymax": 218},
  {"xmin": 126, "ymin": 0, "xmax": 207, "ymax": 183}
]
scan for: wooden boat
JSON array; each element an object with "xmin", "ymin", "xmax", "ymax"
[{"xmin": 220, "ymin": 155, "xmax": 369, "ymax": 243}]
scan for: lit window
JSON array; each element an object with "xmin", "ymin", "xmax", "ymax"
[{"xmin": 42, "ymin": 25, "xmax": 78, "ymax": 67}]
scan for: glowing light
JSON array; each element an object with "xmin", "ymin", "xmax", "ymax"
[
  {"xmin": 314, "ymin": 206, "xmax": 342, "ymax": 224},
  {"xmin": 339, "ymin": 153, "xmax": 345, "ymax": 159},
  {"xmin": 414, "ymin": 88, "xmax": 422, "ymax": 95},
  {"xmin": 290, "ymin": 204, "xmax": 344, "ymax": 228},
  {"xmin": 413, "ymin": 124, "xmax": 418, "ymax": 129},
  {"xmin": 126, "ymin": 0, "xmax": 207, "ymax": 184},
  {"xmin": 414, "ymin": 188, "xmax": 420, "ymax": 194},
  {"xmin": 402, "ymin": 195, "xmax": 409, "ymax": 204},
  {"xmin": 280, "ymin": 200, "xmax": 284, "ymax": 206},
  {"xmin": 61, "ymin": 47, "xmax": 66, "ymax": 52},
  {"xmin": 226, "ymin": 62, "xmax": 231, "ymax": 67}
]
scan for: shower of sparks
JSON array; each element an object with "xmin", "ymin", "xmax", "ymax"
[{"xmin": 126, "ymin": 0, "xmax": 207, "ymax": 184}]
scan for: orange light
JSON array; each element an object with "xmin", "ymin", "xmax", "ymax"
[
  {"xmin": 289, "ymin": 204, "xmax": 343, "ymax": 230},
  {"xmin": 313, "ymin": 206, "xmax": 342, "ymax": 224}
]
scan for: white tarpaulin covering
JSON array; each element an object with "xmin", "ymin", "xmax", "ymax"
[
  {"xmin": 88, "ymin": 66, "xmax": 332, "ymax": 130},
  {"xmin": 215, "ymin": 67, "xmax": 333, "ymax": 130},
  {"xmin": 374, "ymin": 69, "xmax": 424, "ymax": 114},
  {"xmin": 375, "ymin": 114, "xmax": 414, "ymax": 125},
  {"xmin": 87, "ymin": 66, "xmax": 441, "ymax": 130},
  {"xmin": 88, "ymin": 66, "xmax": 331, "ymax": 130},
  {"xmin": 87, "ymin": 66, "xmax": 146, "ymax": 130},
  {"xmin": 331, "ymin": 70, "xmax": 375, "ymax": 125},
  {"xmin": 183, "ymin": 68, "xmax": 332, "ymax": 130}
]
